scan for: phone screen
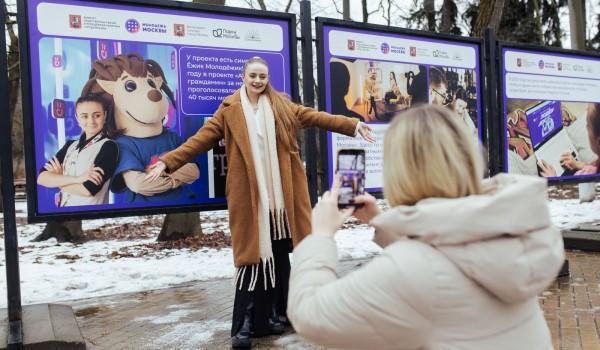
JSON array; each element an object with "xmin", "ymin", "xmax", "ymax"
[{"xmin": 337, "ymin": 149, "xmax": 366, "ymax": 208}]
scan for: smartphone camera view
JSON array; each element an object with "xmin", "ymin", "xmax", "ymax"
[{"xmin": 337, "ymin": 149, "xmax": 366, "ymax": 208}]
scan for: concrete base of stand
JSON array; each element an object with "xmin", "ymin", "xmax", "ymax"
[
  {"xmin": 563, "ymin": 227, "xmax": 600, "ymax": 252},
  {"xmin": 0, "ymin": 304, "xmax": 85, "ymax": 350}
]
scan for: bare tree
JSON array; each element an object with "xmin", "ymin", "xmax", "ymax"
[
  {"xmin": 361, "ymin": 0, "xmax": 379, "ymax": 23},
  {"xmin": 472, "ymin": 0, "xmax": 506, "ymax": 37},
  {"xmin": 440, "ymin": 0, "xmax": 460, "ymax": 35},
  {"xmin": 380, "ymin": 0, "xmax": 392, "ymax": 25},
  {"xmin": 4, "ymin": 1, "xmax": 23, "ymax": 179},
  {"xmin": 404, "ymin": 0, "xmax": 438, "ymax": 32},
  {"xmin": 423, "ymin": 0, "xmax": 435, "ymax": 31}
]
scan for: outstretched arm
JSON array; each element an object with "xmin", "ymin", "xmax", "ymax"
[
  {"xmin": 159, "ymin": 107, "xmax": 226, "ymax": 174},
  {"xmin": 288, "ymin": 100, "xmax": 375, "ymax": 142}
]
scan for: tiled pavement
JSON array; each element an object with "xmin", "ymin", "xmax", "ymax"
[
  {"xmin": 65, "ymin": 251, "xmax": 600, "ymax": 349},
  {"xmin": 541, "ymin": 251, "xmax": 600, "ymax": 350}
]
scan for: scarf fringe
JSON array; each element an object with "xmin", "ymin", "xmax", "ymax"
[
  {"xmin": 233, "ymin": 256, "xmax": 276, "ymax": 291},
  {"xmin": 270, "ymin": 209, "xmax": 291, "ymax": 240}
]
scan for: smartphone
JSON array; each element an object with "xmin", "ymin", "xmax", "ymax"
[{"xmin": 336, "ymin": 149, "xmax": 366, "ymax": 209}]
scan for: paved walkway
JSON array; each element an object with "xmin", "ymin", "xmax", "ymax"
[{"xmin": 64, "ymin": 251, "xmax": 600, "ymax": 349}]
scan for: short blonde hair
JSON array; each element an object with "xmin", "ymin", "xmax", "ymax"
[{"xmin": 383, "ymin": 104, "xmax": 483, "ymax": 207}]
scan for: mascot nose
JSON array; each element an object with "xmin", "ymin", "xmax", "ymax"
[{"xmin": 148, "ymin": 90, "xmax": 163, "ymax": 102}]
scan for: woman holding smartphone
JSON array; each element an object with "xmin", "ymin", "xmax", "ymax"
[
  {"xmin": 288, "ymin": 104, "xmax": 564, "ymax": 349},
  {"xmin": 146, "ymin": 57, "xmax": 375, "ymax": 349}
]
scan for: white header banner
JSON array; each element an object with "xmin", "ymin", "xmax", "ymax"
[
  {"xmin": 37, "ymin": 2, "xmax": 284, "ymax": 51},
  {"xmin": 505, "ymin": 49, "xmax": 599, "ymax": 78},
  {"xmin": 328, "ymin": 29, "xmax": 477, "ymax": 69}
]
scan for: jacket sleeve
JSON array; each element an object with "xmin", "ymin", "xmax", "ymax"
[
  {"xmin": 288, "ymin": 235, "xmax": 433, "ymax": 349},
  {"xmin": 160, "ymin": 107, "xmax": 226, "ymax": 173},
  {"xmin": 287, "ymin": 100, "xmax": 359, "ymax": 137}
]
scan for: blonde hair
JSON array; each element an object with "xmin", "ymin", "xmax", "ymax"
[
  {"xmin": 383, "ymin": 104, "xmax": 484, "ymax": 207},
  {"xmin": 243, "ymin": 57, "xmax": 302, "ymax": 152}
]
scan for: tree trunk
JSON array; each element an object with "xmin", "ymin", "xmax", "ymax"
[
  {"xmin": 532, "ymin": 0, "xmax": 543, "ymax": 44},
  {"xmin": 11, "ymin": 91, "xmax": 24, "ymax": 178},
  {"xmin": 343, "ymin": 0, "xmax": 350, "ymax": 20},
  {"xmin": 568, "ymin": 0, "xmax": 595, "ymax": 202},
  {"xmin": 157, "ymin": 212, "xmax": 203, "ymax": 241},
  {"xmin": 569, "ymin": 0, "xmax": 585, "ymax": 51},
  {"xmin": 424, "ymin": 0, "xmax": 436, "ymax": 31},
  {"xmin": 472, "ymin": 0, "xmax": 506, "ymax": 37},
  {"xmin": 0, "ymin": 177, "xmax": 3, "ymax": 212},
  {"xmin": 5, "ymin": 1, "xmax": 24, "ymax": 179},
  {"xmin": 440, "ymin": 0, "xmax": 457, "ymax": 34},
  {"xmin": 33, "ymin": 220, "xmax": 87, "ymax": 243}
]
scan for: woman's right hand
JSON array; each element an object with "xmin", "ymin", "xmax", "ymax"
[
  {"xmin": 44, "ymin": 156, "xmax": 63, "ymax": 174},
  {"xmin": 538, "ymin": 159, "xmax": 557, "ymax": 177},
  {"xmin": 145, "ymin": 160, "xmax": 167, "ymax": 182},
  {"xmin": 352, "ymin": 192, "xmax": 381, "ymax": 223},
  {"xmin": 311, "ymin": 175, "xmax": 355, "ymax": 238}
]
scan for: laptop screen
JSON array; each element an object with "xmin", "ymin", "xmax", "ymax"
[{"xmin": 525, "ymin": 100, "xmax": 563, "ymax": 149}]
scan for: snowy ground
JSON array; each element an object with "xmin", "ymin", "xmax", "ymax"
[{"xmin": 0, "ymin": 189, "xmax": 598, "ymax": 309}]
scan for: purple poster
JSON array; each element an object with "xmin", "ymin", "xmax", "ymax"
[
  {"xmin": 22, "ymin": 0, "xmax": 293, "ymax": 219},
  {"xmin": 318, "ymin": 22, "xmax": 482, "ymax": 193},
  {"xmin": 502, "ymin": 47, "xmax": 600, "ymax": 180}
]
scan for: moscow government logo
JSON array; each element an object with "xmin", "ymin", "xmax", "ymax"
[
  {"xmin": 381, "ymin": 42, "xmax": 390, "ymax": 54},
  {"xmin": 125, "ymin": 19, "xmax": 140, "ymax": 34}
]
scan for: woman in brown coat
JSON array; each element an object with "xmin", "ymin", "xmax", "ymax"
[{"xmin": 147, "ymin": 57, "xmax": 375, "ymax": 349}]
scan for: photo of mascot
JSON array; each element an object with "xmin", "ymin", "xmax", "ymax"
[{"xmin": 81, "ymin": 53, "xmax": 199, "ymax": 203}]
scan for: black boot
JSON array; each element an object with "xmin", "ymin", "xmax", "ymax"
[
  {"xmin": 232, "ymin": 298, "xmax": 253, "ymax": 349},
  {"xmin": 268, "ymin": 303, "xmax": 285, "ymax": 335}
]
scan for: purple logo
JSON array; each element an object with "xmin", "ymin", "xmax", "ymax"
[
  {"xmin": 538, "ymin": 60, "xmax": 545, "ymax": 69},
  {"xmin": 97, "ymin": 41, "xmax": 109, "ymax": 60},
  {"xmin": 125, "ymin": 19, "xmax": 140, "ymax": 34},
  {"xmin": 381, "ymin": 42, "xmax": 390, "ymax": 54},
  {"xmin": 52, "ymin": 99, "xmax": 66, "ymax": 119},
  {"xmin": 52, "ymin": 55, "xmax": 62, "ymax": 68}
]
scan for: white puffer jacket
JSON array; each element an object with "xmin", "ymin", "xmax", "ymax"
[{"xmin": 288, "ymin": 174, "xmax": 564, "ymax": 350}]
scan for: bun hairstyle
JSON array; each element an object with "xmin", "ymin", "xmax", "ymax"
[{"xmin": 242, "ymin": 56, "xmax": 302, "ymax": 153}]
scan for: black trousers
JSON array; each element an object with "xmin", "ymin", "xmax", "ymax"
[{"xmin": 231, "ymin": 238, "xmax": 291, "ymax": 337}]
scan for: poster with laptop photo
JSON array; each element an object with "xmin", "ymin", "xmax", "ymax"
[{"xmin": 505, "ymin": 99, "xmax": 598, "ymax": 179}]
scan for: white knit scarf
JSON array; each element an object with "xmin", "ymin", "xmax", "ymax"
[{"xmin": 234, "ymin": 87, "xmax": 291, "ymax": 291}]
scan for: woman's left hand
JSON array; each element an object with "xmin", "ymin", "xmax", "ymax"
[
  {"xmin": 312, "ymin": 175, "xmax": 354, "ymax": 238},
  {"xmin": 358, "ymin": 122, "xmax": 376, "ymax": 143}
]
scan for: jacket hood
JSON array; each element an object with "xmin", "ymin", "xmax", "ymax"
[{"xmin": 370, "ymin": 173, "xmax": 564, "ymax": 304}]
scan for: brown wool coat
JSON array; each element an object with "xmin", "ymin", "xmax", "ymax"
[{"xmin": 160, "ymin": 90, "xmax": 359, "ymax": 267}]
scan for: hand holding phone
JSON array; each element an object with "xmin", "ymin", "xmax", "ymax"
[
  {"xmin": 311, "ymin": 175, "xmax": 355, "ymax": 238},
  {"xmin": 337, "ymin": 149, "xmax": 366, "ymax": 209}
]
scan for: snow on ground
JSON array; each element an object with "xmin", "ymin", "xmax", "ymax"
[
  {"xmin": 0, "ymin": 197, "xmax": 596, "ymax": 308},
  {"xmin": 0, "ymin": 201, "xmax": 375, "ymax": 308},
  {"xmin": 548, "ymin": 198, "xmax": 600, "ymax": 230},
  {"xmin": 148, "ymin": 320, "xmax": 230, "ymax": 349}
]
